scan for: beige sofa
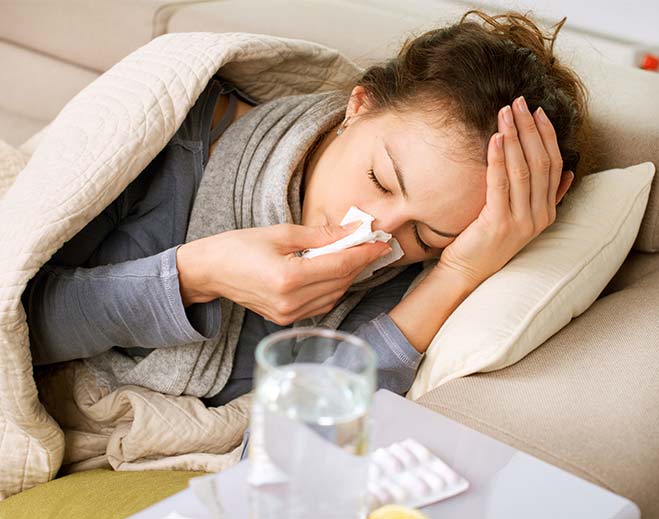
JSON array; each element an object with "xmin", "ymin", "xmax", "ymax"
[{"xmin": 1, "ymin": 0, "xmax": 657, "ymax": 517}]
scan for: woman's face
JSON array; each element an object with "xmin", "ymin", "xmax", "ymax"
[{"xmin": 301, "ymin": 86, "xmax": 488, "ymax": 267}]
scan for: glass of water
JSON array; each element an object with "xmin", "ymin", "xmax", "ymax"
[{"xmin": 248, "ymin": 327, "xmax": 376, "ymax": 519}]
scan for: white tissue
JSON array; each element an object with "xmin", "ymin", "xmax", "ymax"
[{"xmin": 300, "ymin": 206, "xmax": 405, "ymax": 282}]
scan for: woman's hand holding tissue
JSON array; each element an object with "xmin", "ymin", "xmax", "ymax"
[{"xmin": 176, "ymin": 221, "xmax": 391, "ymax": 325}]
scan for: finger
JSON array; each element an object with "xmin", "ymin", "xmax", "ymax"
[
  {"xmin": 532, "ymin": 106, "xmax": 564, "ymax": 208},
  {"xmin": 556, "ymin": 171, "xmax": 574, "ymax": 204},
  {"xmin": 289, "ymin": 241, "xmax": 382, "ymax": 296},
  {"xmin": 277, "ymin": 221, "xmax": 361, "ymax": 251},
  {"xmin": 290, "ymin": 288, "xmax": 347, "ymax": 323},
  {"xmin": 284, "ymin": 274, "xmax": 351, "ymax": 308},
  {"xmin": 499, "ymin": 105, "xmax": 531, "ymax": 222},
  {"xmin": 291, "ymin": 240, "xmax": 391, "ymax": 284},
  {"xmin": 485, "ymin": 131, "xmax": 510, "ymax": 220},
  {"xmin": 512, "ymin": 96, "xmax": 551, "ymax": 223},
  {"xmin": 276, "ymin": 248, "xmax": 372, "ymax": 317}
]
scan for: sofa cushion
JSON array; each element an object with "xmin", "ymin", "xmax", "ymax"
[
  {"xmin": 168, "ymin": 0, "xmax": 467, "ymax": 66},
  {"xmin": 601, "ymin": 249, "xmax": 659, "ymax": 297},
  {"xmin": 414, "ymin": 265, "xmax": 659, "ymax": 517},
  {"xmin": 407, "ymin": 162, "xmax": 655, "ymax": 399},
  {"xmin": 0, "ymin": 41, "xmax": 98, "ymax": 147},
  {"xmin": 0, "ymin": 468, "xmax": 205, "ymax": 519},
  {"xmin": 0, "ymin": 0, "xmax": 202, "ymax": 73}
]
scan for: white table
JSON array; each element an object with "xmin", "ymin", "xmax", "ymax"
[{"xmin": 130, "ymin": 390, "xmax": 640, "ymax": 518}]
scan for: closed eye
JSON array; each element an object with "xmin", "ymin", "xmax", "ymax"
[
  {"xmin": 367, "ymin": 168, "xmax": 390, "ymax": 194},
  {"xmin": 412, "ymin": 221, "xmax": 431, "ymax": 252},
  {"xmin": 367, "ymin": 168, "xmax": 432, "ymax": 253}
]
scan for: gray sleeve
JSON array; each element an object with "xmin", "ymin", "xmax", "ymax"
[
  {"xmin": 333, "ymin": 263, "xmax": 425, "ymax": 394},
  {"xmin": 349, "ymin": 312, "xmax": 423, "ymax": 395},
  {"xmin": 25, "ymin": 245, "xmax": 221, "ymax": 366}
]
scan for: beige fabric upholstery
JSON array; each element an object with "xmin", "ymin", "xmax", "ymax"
[
  {"xmin": 0, "ymin": 41, "xmax": 98, "ymax": 147},
  {"xmin": 168, "ymin": 0, "xmax": 468, "ymax": 66},
  {"xmin": 567, "ymin": 54, "xmax": 659, "ymax": 252},
  {"xmin": 602, "ymin": 250, "xmax": 659, "ymax": 297},
  {"xmin": 0, "ymin": 108, "xmax": 42, "ymax": 150},
  {"xmin": 416, "ymin": 266, "xmax": 659, "ymax": 517},
  {"xmin": 0, "ymin": 0, "xmax": 202, "ymax": 73}
]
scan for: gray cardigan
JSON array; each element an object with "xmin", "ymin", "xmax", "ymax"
[{"xmin": 23, "ymin": 75, "xmax": 424, "ymax": 402}]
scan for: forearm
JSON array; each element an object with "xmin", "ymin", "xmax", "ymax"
[
  {"xmin": 26, "ymin": 246, "xmax": 220, "ymax": 365},
  {"xmin": 387, "ymin": 262, "xmax": 479, "ymax": 354}
]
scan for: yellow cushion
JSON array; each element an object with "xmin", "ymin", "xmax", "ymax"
[{"xmin": 0, "ymin": 469, "xmax": 207, "ymax": 519}]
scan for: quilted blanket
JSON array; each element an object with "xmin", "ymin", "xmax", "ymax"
[{"xmin": 0, "ymin": 31, "xmax": 364, "ymax": 498}]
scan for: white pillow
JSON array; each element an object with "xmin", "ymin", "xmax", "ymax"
[{"xmin": 407, "ymin": 162, "xmax": 656, "ymax": 400}]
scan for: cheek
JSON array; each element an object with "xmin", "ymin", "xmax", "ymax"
[
  {"xmin": 392, "ymin": 231, "xmax": 425, "ymax": 262},
  {"xmin": 319, "ymin": 168, "xmax": 373, "ymax": 225},
  {"xmin": 333, "ymin": 168, "xmax": 380, "ymax": 211}
]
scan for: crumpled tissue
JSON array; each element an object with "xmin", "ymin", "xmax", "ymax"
[{"xmin": 299, "ymin": 206, "xmax": 405, "ymax": 282}]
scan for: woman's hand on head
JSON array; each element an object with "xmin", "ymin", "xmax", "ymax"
[
  {"xmin": 176, "ymin": 221, "xmax": 391, "ymax": 325},
  {"xmin": 435, "ymin": 96, "xmax": 574, "ymax": 287}
]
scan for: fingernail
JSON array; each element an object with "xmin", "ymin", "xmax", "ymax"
[
  {"xmin": 379, "ymin": 246, "xmax": 392, "ymax": 258},
  {"xmin": 536, "ymin": 106, "xmax": 549, "ymax": 124},
  {"xmin": 519, "ymin": 96, "xmax": 529, "ymax": 113},
  {"xmin": 502, "ymin": 105, "xmax": 514, "ymax": 126}
]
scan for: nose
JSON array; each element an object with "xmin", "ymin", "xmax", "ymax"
[{"xmin": 371, "ymin": 210, "xmax": 410, "ymax": 235}]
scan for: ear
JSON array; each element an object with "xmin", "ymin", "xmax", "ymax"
[
  {"xmin": 556, "ymin": 170, "xmax": 574, "ymax": 204},
  {"xmin": 345, "ymin": 85, "xmax": 373, "ymax": 121}
]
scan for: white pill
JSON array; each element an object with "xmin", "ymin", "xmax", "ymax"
[
  {"xmin": 430, "ymin": 459, "xmax": 460, "ymax": 485},
  {"xmin": 388, "ymin": 442, "xmax": 416, "ymax": 468},
  {"xmin": 369, "ymin": 462, "xmax": 382, "ymax": 481},
  {"xmin": 394, "ymin": 471, "xmax": 428, "ymax": 498},
  {"xmin": 380, "ymin": 479, "xmax": 408, "ymax": 503},
  {"xmin": 416, "ymin": 466, "xmax": 446, "ymax": 492},
  {"xmin": 368, "ymin": 483, "xmax": 391, "ymax": 507},
  {"xmin": 400, "ymin": 438, "xmax": 432, "ymax": 462},
  {"xmin": 373, "ymin": 448, "xmax": 403, "ymax": 474}
]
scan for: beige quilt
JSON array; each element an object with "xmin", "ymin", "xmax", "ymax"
[{"xmin": 0, "ymin": 31, "xmax": 364, "ymax": 499}]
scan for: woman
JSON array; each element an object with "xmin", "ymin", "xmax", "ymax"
[{"xmin": 23, "ymin": 10, "xmax": 587, "ymax": 406}]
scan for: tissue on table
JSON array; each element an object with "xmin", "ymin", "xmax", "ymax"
[{"xmin": 300, "ymin": 206, "xmax": 405, "ymax": 283}]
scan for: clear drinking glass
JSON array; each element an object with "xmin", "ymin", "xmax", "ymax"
[{"xmin": 248, "ymin": 327, "xmax": 377, "ymax": 519}]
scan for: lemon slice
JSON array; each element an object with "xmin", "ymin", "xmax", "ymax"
[{"xmin": 368, "ymin": 504, "xmax": 429, "ymax": 519}]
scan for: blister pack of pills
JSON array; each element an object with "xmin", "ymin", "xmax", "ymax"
[{"xmin": 368, "ymin": 437, "xmax": 469, "ymax": 511}]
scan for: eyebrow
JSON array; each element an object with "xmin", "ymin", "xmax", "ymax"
[{"xmin": 384, "ymin": 142, "xmax": 460, "ymax": 239}]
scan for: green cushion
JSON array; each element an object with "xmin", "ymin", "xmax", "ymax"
[{"xmin": 0, "ymin": 468, "xmax": 208, "ymax": 519}]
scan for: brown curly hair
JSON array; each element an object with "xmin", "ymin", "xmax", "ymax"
[{"xmin": 344, "ymin": 9, "xmax": 591, "ymax": 195}]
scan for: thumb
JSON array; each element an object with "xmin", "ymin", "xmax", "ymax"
[{"xmin": 280, "ymin": 221, "xmax": 362, "ymax": 250}]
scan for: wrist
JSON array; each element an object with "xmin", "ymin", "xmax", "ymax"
[
  {"xmin": 433, "ymin": 260, "xmax": 485, "ymax": 292},
  {"xmin": 175, "ymin": 242, "xmax": 216, "ymax": 307},
  {"xmin": 388, "ymin": 261, "xmax": 479, "ymax": 354}
]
